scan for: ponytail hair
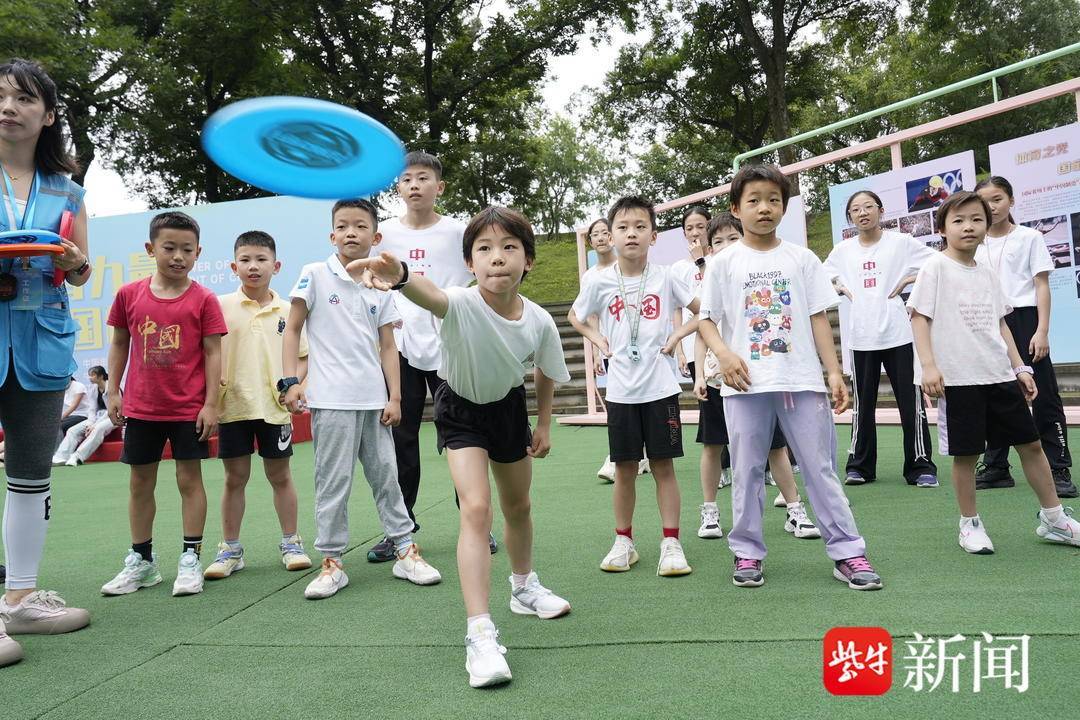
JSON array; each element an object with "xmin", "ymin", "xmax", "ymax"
[
  {"xmin": 974, "ymin": 175, "xmax": 1015, "ymax": 224},
  {"xmin": 89, "ymin": 365, "xmax": 108, "ymax": 381},
  {"xmin": 0, "ymin": 58, "xmax": 79, "ymax": 176}
]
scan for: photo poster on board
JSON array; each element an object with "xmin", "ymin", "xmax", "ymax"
[
  {"xmin": 69, "ymin": 195, "xmax": 339, "ymax": 376},
  {"xmin": 826, "ymin": 151, "xmax": 977, "ymax": 374},
  {"xmin": 988, "ymin": 123, "xmax": 1080, "ymax": 364},
  {"xmin": 586, "ymin": 196, "xmax": 808, "ymax": 386}
]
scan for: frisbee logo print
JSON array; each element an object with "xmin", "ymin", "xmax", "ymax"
[{"xmin": 259, "ymin": 122, "xmax": 361, "ymax": 169}]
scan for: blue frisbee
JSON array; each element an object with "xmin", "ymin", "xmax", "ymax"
[
  {"xmin": 0, "ymin": 229, "xmax": 63, "ymax": 257},
  {"xmin": 201, "ymin": 97, "xmax": 406, "ymax": 199}
]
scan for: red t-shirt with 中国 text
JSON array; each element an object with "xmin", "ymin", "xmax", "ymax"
[{"xmin": 107, "ymin": 278, "xmax": 228, "ymax": 421}]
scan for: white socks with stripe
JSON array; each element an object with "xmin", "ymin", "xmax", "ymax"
[{"xmin": 2, "ymin": 477, "xmax": 51, "ymax": 590}]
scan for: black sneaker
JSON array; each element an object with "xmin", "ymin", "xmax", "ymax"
[
  {"xmin": 366, "ymin": 536, "xmax": 395, "ymax": 563},
  {"xmin": 1053, "ymin": 468, "xmax": 1078, "ymax": 499},
  {"xmin": 974, "ymin": 462, "xmax": 1015, "ymax": 489},
  {"xmin": 489, "ymin": 533, "xmax": 498, "ymax": 555},
  {"xmin": 0, "ymin": 564, "xmax": 5, "ymax": 584}
]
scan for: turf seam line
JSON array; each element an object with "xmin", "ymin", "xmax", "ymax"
[{"xmin": 175, "ymin": 630, "xmax": 1080, "ymax": 651}]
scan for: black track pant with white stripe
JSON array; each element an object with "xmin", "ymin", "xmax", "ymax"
[
  {"xmin": 982, "ymin": 306, "xmax": 1071, "ymax": 471},
  {"xmin": 846, "ymin": 343, "xmax": 936, "ymax": 483}
]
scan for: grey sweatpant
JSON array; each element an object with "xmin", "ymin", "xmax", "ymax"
[{"xmin": 310, "ymin": 408, "xmax": 414, "ymax": 558}]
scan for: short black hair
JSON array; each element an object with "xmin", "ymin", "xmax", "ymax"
[
  {"xmin": 707, "ymin": 212, "xmax": 742, "ymax": 240},
  {"xmin": 845, "ymin": 190, "xmax": 884, "ymax": 220},
  {"xmin": 935, "ymin": 190, "xmax": 992, "ymax": 229},
  {"xmin": 402, "ymin": 150, "xmax": 443, "ymax": 180},
  {"xmin": 586, "ymin": 218, "xmax": 610, "ymax": 236},
  {"xmin": 607, "ymin": 195, "xmax": 656, "ymax": 230},
  {"xmin": 974, "ymin": 175, "xmax": 1014, "ymax": 199},
  {"xmin": 462, "ymin": 206, "xmax": 536, "ymax": 281},
  {"xmin": 681, "ymin": 206, "xmax": 711, "ymax": 229},
  {"xmin": 234, "ymin": 230, "xmax": 276, "ymax": 255},
  {"xmin": 149, "ymin": 211, "xmax": 200, "ymax": 242},
  {"xmin": 729, "ymin": 165, "xmax": 791, "ymax": 210},
  {"xmin": 331, "ymin": 199, "xmax": 379, "ymax": 230},
  {"xmin": 88, "ymin": 365, "xmax": 107, "ymax": 381}
]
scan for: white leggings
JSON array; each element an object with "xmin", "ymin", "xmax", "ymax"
[{"xmin": 53, "ymin": 415, "xmax": 118, "ymax": 463}]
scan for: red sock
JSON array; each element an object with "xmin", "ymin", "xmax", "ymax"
[
  {"xmin": 663, "ymin": 527, "xmax": 680, "ymax": 539},
  {"xmin": 616, "ymin": 526, "xmax": 633, "ymax": 539}
]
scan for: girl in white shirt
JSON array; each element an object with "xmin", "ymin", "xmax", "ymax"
[
  {"xmin": 972, "ymin": 176, "xmax": 1074, "ymax": 498},
  {"xmin": 824, "ymin": 190, "xmax": 937, "ymax": 488}
]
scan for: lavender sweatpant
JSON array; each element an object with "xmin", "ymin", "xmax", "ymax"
[{"xmin": 724, "ymin": 391, "xmax": 865, "ymax": 562}]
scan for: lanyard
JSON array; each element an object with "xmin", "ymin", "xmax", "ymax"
[
  {"xmin": 615, "ymin": 263, "xmax": 649, "ymax": 354},
  {"xmin": 0, "ymin": 167, "xmax": 39, "ymax": 232}
]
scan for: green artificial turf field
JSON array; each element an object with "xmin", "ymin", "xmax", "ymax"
[{"xmin": 2, "ymin": 424, "xmax": 1079, "ymax": 718}]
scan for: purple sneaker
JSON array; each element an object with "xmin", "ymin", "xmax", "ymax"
[
  {"xmin": 844, "ymin": 472, "xmax": 868, "ymax": 486},
  {"xmin": 916, "ymin": 474, "xmax": 939, "ymax": 488},
  {"xmin": 833, "ymin": 556, "xmax": 882, "ymax": 591},
  {"xmin": 732, "ymin": 557, "xmax": 764, "ymax": 588}
]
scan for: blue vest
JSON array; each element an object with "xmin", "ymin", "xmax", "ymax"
[{"xmin": 0, "ymin": 172, "xmax": 85, "ymax": 391}]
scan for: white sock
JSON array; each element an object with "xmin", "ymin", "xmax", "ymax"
[
  {"xmin": 960, "ymin": 514, "xmax": 980, "ymax": 525},
  {"xmin": 393, "ymin": 535, "xmax": 414, "ymax": 557},
  {"xmin": 1041, "ymin": 505, "xmax": 1064, "ymax": 523},
  {"xmin": 466, "ymin": 613, "xmax": 493, "ymax": 635},
  {"xmin": 702, "ymin": 501, "xmax": 717, "ymax": 510},
  {"xmin": 511, "ymin": 572, "xmax": 532, "ymax": 590},
  {"xmin": 2, "ymin": 477, "xmax": 51, "ymax": 590}
]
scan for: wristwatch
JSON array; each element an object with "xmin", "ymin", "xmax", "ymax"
[
  {"xmin": 71, "ymin": 260, "xmax": 91, "ymax": 276},
  {"xmin": 276, "ymin": 376, "xmax": 300, "ymax": 393},
  {"xmin": 1013, "ymin": 365, "xmax": 1034, "ymax": 377},
  {"xmin": 390, "ymin": 261, "xmax": 410, "ymax": 290}
]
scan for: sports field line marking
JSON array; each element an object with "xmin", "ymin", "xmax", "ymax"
[
  {"xmin": 31, "ymin": 495, "xmax": 455, "ymax": 720},
  {"xmin": 175, "ymin": 629, "xmax": 1080, "ymax": 652}
]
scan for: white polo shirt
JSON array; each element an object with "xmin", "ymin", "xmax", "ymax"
[
  {"xmin": 289, "ymin": 254, "xmax": 400, "ymax": 410},
  {"xmin": 973, "ymin": 224, "xmax": 1055, "ymax": 308},
  {"xmin": 379, "ymin": 216, "xmax": 473, "ymax": 371}
]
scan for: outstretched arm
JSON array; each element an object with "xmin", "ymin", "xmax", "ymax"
[{"xmin": 347, "ymin": 251, "xmax": 449, "ymax": 318}]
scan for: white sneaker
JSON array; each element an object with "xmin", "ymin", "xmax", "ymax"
[
  {"xmin": 1036, "ymin": 507, "xmax": 1080, "ymax": 547},
  {"xmin": 657, "ymin": 537, "xmax": 692, "ymax": 576},
  {"xmin": 600, "ymin": 535, "xmax": 639, "ymax": 572},
  {"xmin": 773, "ymin": 492, "xmax": 787, "ymax": 508},
  {"xmin": 465, "ymin": 618, "xmax": 512, "ymax": 688},
  {"xmin": 64, "ymin": 455, "xmax": 80, "ymax": 467},
  {"xmin": 101, "ymin": 550, "xmax": 163, "ymax": 595},
  {"xmin": 765, "ymin": 470, "xmax": 776, "ymax": 486},
  {"xmin": 51, "ymin": 455, "xmax": 66, "ymax": 466},
  {"xmin": 392, "ymin": 544, "xmax": 442, "ymax": 585},
  {"xmin": 0, "ymin": 617, "xmax": 22, "ymax": 668},
  {"xmin": 509, "ymin": 572, "xmax": 570, "ymax": 619},
  {"xmin": 638, "ymin": 458, "xmax": 651, "ymax": 475},
  {"xmin": 718, "ymin": 467, "xmax": 733, "ymax": 489},
  {"xmin": 0, "ymin": 590, "xmax": 90, "ymax": 634},
  {"xmin": 204, "ymin": 542, "xmax": 244, "ymax": 580},
  {"xmin": 959, "ymin": 517, "xmax": 995, "ymax": 554},
  {"xmin": 697, "ymin": 504, "xmax": 724, "ymax": 538},
  {"xmin": 597, "ymin": 456, "xmax": 615, "ymax": 483},
  {"xmin": 172, "ymin": 550, "xmax": 204, "ymax": 596},
  {"xmin": 304, "ymin": 558, "xmax": 348, "ymax": 599},
  {"xmin": 784, "ymin": 502, "xmax": 821, "ymax": 539}
]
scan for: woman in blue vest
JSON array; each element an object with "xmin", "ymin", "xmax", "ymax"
[{"xmin": 0, "ymin": 58, "xmax": 93, "ymax": 667}]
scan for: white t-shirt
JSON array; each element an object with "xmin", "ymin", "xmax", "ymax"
[
  {"xmin": 907, "ymin": 253, "xmax": 1014, "ymax": 387},
  {"xmin": 64, "ymin": 380, "xmax": 92, "ymax": 417},
  {"xmin": 289, "ymin": 254, "xmax": 401, "ymax": 410},
  {"xmin": 823, "ymin": 231, "xmax": 935, "ymax": 351},
  {"xmin": 379, "ymin": 216, "xmax": 472, "ymax": 371},
  {"xmin": 572, "ymin": 263, "xmax": 692, "ymax": 404},
  {"xmin": 698, "ymin": 240, "xmax": 838, "ymax": 397},
  {"xmin": 438, "ymin": 287, "xmax": 570, "ymax": 404},
  {"xmin": 671, "ymin": 257, "xmax": 707, "ymax": 360},
  {"xmin": 973, "ymin": 225, "xmax": 1054, "ymax": 308}
]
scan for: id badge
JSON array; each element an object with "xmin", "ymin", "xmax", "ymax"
[
  {"xmin": 628, "ymin": 344, "xmax": 641, "ymax": 363},
  {"xmin": 12, "ymin": 267, "xmax": 43, "ymax": 310}
]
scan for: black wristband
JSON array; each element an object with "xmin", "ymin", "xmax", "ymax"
[
  {"xmin": 390, "ymin": 261, "xmax": 410, "ymax": 290},
  {"xmin": 71, "ymin": 260, "xmax": 91, "ymax": 276},
  {"xmin": 694, "ymin": 257, "xmax": 706, "ymax": 267}
]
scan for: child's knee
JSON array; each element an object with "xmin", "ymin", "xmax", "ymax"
[
  {"xmin": 459, "ymin": 498, "xmax": 492, "ymax": 529},
  {"xmin": 501, "ymin": 495, "xmax": 532, "ymax": 522},
  {"xmin": 1016, "ymin": 441, "xmax": 1045, "ymax": 460}
]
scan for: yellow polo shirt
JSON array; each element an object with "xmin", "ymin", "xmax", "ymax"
[{"xmin": 218, "ymin": 289, "xmax": 308, "ymax": 425}]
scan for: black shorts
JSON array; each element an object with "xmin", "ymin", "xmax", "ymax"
[
  {"xmin": 607, "ymin": 395, "xmax": 683, "ymax": 462},
  {"xmin": 435, "ymin": 384, "xmax": 531, "ymax": 464},
  {"xmin": 121, "ymin": 418, "xmax": 209, "ymax": 465},
  {"xmin": 938, "ymin": 381, "xmax": 1039, "ymax": 457},
  {"xmin": 218, "ymin": 420, "xmax": 293, "ymax": 459},
  {"xmin": 695, "ymin": 388, "xmax": 786, "ymax": 449}
]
